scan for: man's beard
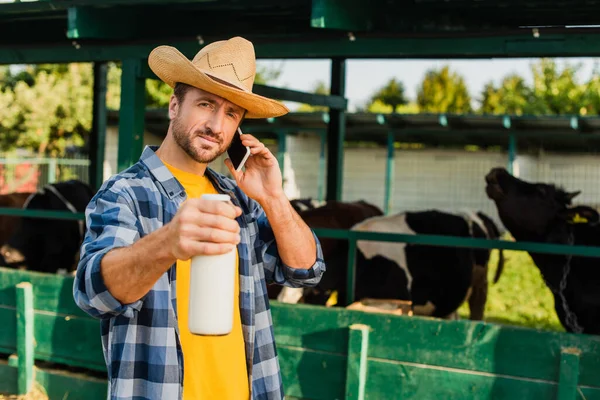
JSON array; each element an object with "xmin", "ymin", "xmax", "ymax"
[{"xmin": 171, "ymin": 116, "xmax": 227, "ymax": 164}]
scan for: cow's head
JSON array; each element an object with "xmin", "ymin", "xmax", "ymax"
[
  {"xmin": 485, "ymin": 167, "xmax": 599, "ymax": 241},
  {"xmin": 1, "ymin": 180, "xmax": 94, "ymax": 274}
]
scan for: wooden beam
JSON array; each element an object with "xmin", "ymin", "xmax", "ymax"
[
  {"xmin": 345, "ymin": 239, "xmax": 357, "ymax": 306},
  {"xmin": 5, "ymin": 33, "xmax": 600, "ymax": 64},
  {"xmin": 253, "ymin": 84, "xmax": 348, "ymax": 110},
  {"xmin": 117, "ymin": 59, "xmax": 146, "ymax": 173},
  {"xmin": 90, "ymin": 62, "xmax": 108, "ymax": 190},
  {"xmin": 311, "ymin": 0, "xmax": 373, "ymax": 31},
  {"xmin": 326, "ymin": 58, "xmax": 346, "ymax": 201},
  {"xmin": 16, "ymin": 282, "xmax": 33, "ymax": 395},
  {"xmin": 384, "ymin": 131, "xmax": 395, "ymax": 215}
]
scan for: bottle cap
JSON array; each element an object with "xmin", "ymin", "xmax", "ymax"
[{"xmin": 201, "ymin": 194, "xmax": 231, "ymax": 202}]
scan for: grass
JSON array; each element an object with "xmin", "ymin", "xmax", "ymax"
[{"xmin": 457, "ymin": 244, "xmax": 564, "ymax": 332}]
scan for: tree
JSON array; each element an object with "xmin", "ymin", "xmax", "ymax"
[
  {"xmin": 479, "ymin": 74, "xmax": 531, "ymax": 115},
  {"xmin": 528, "ymin": 58, "xmax": 586, "ymax": 115},
  {"xmin": 297, "ymin": 80, "xmax": 330, "ymax": 112},
  {"xmin": 369, "ymin": 78, "xmax": 408, "ymax": 112},
  {"xmin": 581, "ymin": 61, "xmax": 600, "ymax": 115},
  {"xmin": 417, "ymin": 66, "xmax": 472, "ymax": 113},
  {"xmin": 0, "ymin": 63, "xmax": 93, "ymax": 156}
]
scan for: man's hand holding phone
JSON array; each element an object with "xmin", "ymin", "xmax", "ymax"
[{"xmin": 225, "ymin": 127, "xmax": 284, "ymax": 205}]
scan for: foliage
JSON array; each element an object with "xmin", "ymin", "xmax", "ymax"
[
  {"xmin": 297, "ymin": 80, "xmax": 330, "ymax": 112},
  {"xmin": 417, "ymin": 65, "xmax": 472, "ymax": 113},
  {"xmin": 479, "ymin": 74, "xmax": 531, "ymax": 115},
  {"xmin": 0, "ymin": 63, "xmax": 92, "ymax": 157},
  {"xmin": 369, "ymin": 78, "xmax": 408, "ymax": 112},
  {"xmin": 366, "ymin": 99, "xmax": 419, "ymax": 114}
]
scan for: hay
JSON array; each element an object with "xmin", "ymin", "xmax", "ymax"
[{"xmin": 0, "ymin": 382, "xmax": 49, "ymax": 400}]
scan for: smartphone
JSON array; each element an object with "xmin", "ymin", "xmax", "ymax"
[{"xmin": 227, "ymin": 127, "xmax": 251, "ymax": 172}]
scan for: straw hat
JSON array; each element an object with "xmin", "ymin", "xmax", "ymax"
[{"xmin": 148, "ymin": 36, "xmax": 289, "ymax": 119}]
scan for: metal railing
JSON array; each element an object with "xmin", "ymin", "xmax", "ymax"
[
  {"xmin": 312, "ymin": 228, "xmax": 600, "ymax": 305},
  {"xmin": 0, "ymin": 209, "xmax": 598, "ymax": 308}
]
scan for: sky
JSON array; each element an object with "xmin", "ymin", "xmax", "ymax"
[{"xmin": 256, "ymin": 57, "xmax": 600, "ymax": 112}]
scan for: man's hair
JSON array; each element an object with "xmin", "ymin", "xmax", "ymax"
[{"xmin": 174, "ymin": 82, "xmax": 193, "ymax": 104}]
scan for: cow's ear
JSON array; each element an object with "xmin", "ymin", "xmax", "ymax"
[{"xmin": 561, "ymin": 206, "xmax": 600, "ymax": 225}]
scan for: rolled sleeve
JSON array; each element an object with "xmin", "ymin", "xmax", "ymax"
[
  {"xmin": 253, "ymin": 203, "xmax": 326, "ymax": 288},
  {"xmin": 277, "ymin": 230, "xmax": 325, "ymax": 287},
  {"xmin": 73, "ymin": 184, "xmax": 144, "ymax": 320}
]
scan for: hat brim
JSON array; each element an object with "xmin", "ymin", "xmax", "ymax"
[{"xmin": 148, "ymin": 45, "xmax": 289, "ymax": 119}]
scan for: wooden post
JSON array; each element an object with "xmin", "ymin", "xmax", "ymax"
[
  {"xmin": 317, "ymin": 131, "xmax": 326, "ymax": 202},
  {"xmin": 118, "ymin": 59, "xmax": 146, "ymax": 173},
  {"xmin": 345, "ymin": 324, "xmax": 370, "ymax": 400},
  {"xmin": 345, "ymin": 238, "xmax": 357, "ymax": 306},
  {"xmin": 277, "ymin": 130, "xmax": 287, "ymax": 179},
  {"xmin": 557, "ymin": 347, "xmax": 581, "ymax": 400},
  {"xmin": 384, "ymin": 131, "xmax": 395, "ymax": 215},
  {"xmin": 508, "ymin": 133, "xmax": 517, "ymax": 175},
  {"xmin": 16, "ymin": 282, "xmax": 34, "ymax": 395},
  {"xmin": 326, "ymin": 58, "xmax": 346, "ymax": 201},
  {"xmin": 90, "ymin": 61, "xmax": 108, "ymax": 190}
]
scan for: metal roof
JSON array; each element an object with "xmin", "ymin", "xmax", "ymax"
[
  {"xmin": 108, "ymin": 109, "xmax": 600, "ymax": 152},
  {"xmin": 3, "ymin": 0, "xmax": 600, "ymax": 63}
]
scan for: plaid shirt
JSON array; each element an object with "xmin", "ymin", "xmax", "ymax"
[{"xmin": 73, "ymin": 146, "xmax": 325, "ymax": 400}]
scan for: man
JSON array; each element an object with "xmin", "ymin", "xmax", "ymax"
[{"xmin": 73, "ymin": 36, "xmax": 325, "ymax": 400}]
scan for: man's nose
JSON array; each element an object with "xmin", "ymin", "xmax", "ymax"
[{"xmin": 205, "ymin": 109, "xmax": 226, "ymax": 135}]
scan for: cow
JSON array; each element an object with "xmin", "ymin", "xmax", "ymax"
[
  {"xmin": 485, "ymin": 167, "xmax": 600, "ymax": 334},
  {"xmin": 290, "ymin": 198, "xmax": 326, "ymax": 213},
  {"xmin": 0, "ymin": 180, "xmax": 95, "ymax": 274},
  {"xmin": 0, "ymin": 192, "xmax": 33, "ymax": 245},
  {"xmin": 350, "ymin": 210, "xmax": 504, "ymax": 320},
  {"xmin": 272, "ymin": 200, "xmax": 384, "ymax": 303}
]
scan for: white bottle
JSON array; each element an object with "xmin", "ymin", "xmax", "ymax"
[{"xmin": 188, "ymin": 193, "xmax": 237, "ymax": 336}]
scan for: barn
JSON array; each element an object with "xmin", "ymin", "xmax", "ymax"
[{"xmin": 1, "ymin": 1, "xmax": 600, "ymax": 399}]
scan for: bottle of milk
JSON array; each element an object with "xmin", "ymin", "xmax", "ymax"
[{"xmin": 188, "ymin": 193, "xmax": 237, "ymax": 336}]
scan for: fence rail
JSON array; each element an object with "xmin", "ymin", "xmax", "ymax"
[{"xmin": 311, "ymin": 228, "xmax": 600, "ymax": 305}]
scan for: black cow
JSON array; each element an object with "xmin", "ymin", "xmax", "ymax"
[
  {"xmin": 348, "ymin": 210, "xmax": 504, "ymax": 320},
  {"xmin": 486, "ymin": 167, "xmax": 600, "ymax": 334},
  {"xmin": 0, "ymin": 180, "xmax": 95, "ymax": 274}
]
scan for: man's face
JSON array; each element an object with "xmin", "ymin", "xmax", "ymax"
[{"xmin": 169, "ymin": 86, "xmax": 245, "ymax": 164}]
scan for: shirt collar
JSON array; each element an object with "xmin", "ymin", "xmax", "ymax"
[{"xmin": 139, "ymin": 145, "xmax": 235, "ymax": 200}]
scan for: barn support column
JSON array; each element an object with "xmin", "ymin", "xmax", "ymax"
[
  {"xmin": 508, "ymin": 133, "xmax": 517, "ymax": 175},
  {"xmin": 326, "ymin": 58, "xmax": 347, "ymax": 201},
  {"xmin": 317, "ymin": 130, "xmax": 327, "ymax": 202},
  {"xmin": 384, "ymin": 131, "xmax": 395, "ymax": 214},
  {"xmin": 90, "ymin": 62, "xmax": 108, "ymax": 190},
  {"xmin": 118, "ymin": 59, "xmax": 146, "ymax": 173}
]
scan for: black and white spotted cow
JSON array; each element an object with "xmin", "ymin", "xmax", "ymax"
[{"xmin": 345, "ymin": 209, "xmax": 504, "ymax": 320}]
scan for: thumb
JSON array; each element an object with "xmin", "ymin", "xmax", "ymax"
[{"xmin": 225, "ymin": 158, "xmax": 243, "ymax": 182}]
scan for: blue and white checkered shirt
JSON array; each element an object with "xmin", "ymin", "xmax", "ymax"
[{"xmin": 73, "ymin": 146, "xmax": 325, "ymax": 400}]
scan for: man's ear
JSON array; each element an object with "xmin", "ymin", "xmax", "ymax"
[
  {"xmin": 560, "ymin": 206, "xmax": 600, "ymax": 225},
  {"xmin": 168, "ymin": 94, "xmax": 179, "ymax": 120}
]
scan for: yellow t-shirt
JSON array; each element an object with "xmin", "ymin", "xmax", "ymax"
[{"xmin": 163, "ymin": 161, "xmax": 249, "ymax": 400}]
